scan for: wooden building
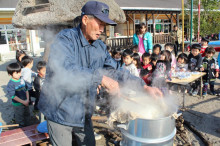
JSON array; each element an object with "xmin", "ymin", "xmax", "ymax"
[{"xmin": 106, "ymin": 0, "xmax": 182, "ymax": 48}]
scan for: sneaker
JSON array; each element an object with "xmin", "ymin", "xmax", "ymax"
[
  {"xmin": 202, "ymin": 92, "xmax": 207, "ymax": 97},
  {"xmin": 189, "ymin": 88, "xmax": 193, "ymax": 95},
  {"xmin": 192, "ymin": 90, "xmax": 198, "ymax": 96},
  {"xmin": 210, "ymin": 91, "xmax": 217, "ymax": 96},
  {"xmin": 94, "ymin": 132, "xmax": 102, "ymax": 140}
]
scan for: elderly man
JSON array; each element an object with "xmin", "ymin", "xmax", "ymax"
[
  {"xmin": 38, "ymin": 1, "xmax": 162, "ymax": 146},
  {"xmin": 170, "ymin": 25, "xmax": 182, "ymax": 56}
]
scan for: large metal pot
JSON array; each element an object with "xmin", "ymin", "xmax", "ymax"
[{"xmin": 121, "ymin": 115, "xmax": 176, "ymax": 146}]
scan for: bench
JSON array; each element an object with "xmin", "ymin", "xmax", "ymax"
[{"xmin": 0, "ymin": 124, "xmax": 49, "ymax": 146}]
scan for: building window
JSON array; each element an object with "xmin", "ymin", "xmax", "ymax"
[
  {"xmin": 0, "ymin": 24, "xmax": 28, "ymax": 51},
  {"xmin": 147, "ymin": 19, "xmax": 171, "ymax": 34},
  {"xmin": 0, "ymin": 30, "xmax": 7, "ymax": 44}
]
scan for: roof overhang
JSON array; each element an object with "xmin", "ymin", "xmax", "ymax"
[
  {"xmin": 121, "ymin": 7, "xmax": 181, "ymax": 14},
  {"xmin": 0, "ymin": 8, "xmax": 16, "ymax": 11},
  {"xmin": 121, "ymin": 7, "xmax": 181, "ymax": 11}
]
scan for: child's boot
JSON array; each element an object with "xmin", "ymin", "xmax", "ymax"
[
  {"xmin": 210, "ymin": 82, "xmax": 217, "ymax": 95},
  {"xmin": 203, "ymin": 83, "xmax": 208, "ymax": 97}
]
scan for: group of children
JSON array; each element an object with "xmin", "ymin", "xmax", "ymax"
[
  {"xmin": 110, "ymin": 42, "xmax": 219, "ymax": 96},
  {"xmin": 6, "ymin": 50, "xmax": 46, "ymax": 127}
]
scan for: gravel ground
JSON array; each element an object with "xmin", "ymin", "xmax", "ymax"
[{"xmin": 0, "ymin": 53, "xmax": 219, "ymax": 145}]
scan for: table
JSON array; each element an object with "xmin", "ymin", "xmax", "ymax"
[
  {"xmin": 0, "ymin": 124, "xmax": 49, "ymax": 146},
  {"xmin": 168, "ymin": 72, "xmax": 206, "ymax": 108}
]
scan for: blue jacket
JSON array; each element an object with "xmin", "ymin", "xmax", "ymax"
[
  {"xmin": 38, "ymin": 25, "xmax": 145, "ymax": 127},
  {"xmin": 133, "ymin": 32, "xmax": 153, "ymax": 53}
]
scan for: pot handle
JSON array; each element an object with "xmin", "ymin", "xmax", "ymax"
[
  {"xmin": 117, "ymin": 124, "xmax": 128, "ymax": 130},
  {"xmin": 172, "ymin": 112, "xmax": 182, "ymax": 119}
]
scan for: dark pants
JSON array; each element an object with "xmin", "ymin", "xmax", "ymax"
[
  {"xmin": 47, "ymin": 118, "xmax": 95, "ymax": 146},
  {"xmin": 34, "ymin": 91, "xmax": 40, "ymax": 110},
  {"xmin": 191, "ymin": 80, "xmax": 200, "ymax": 91},
  {"xmin": 203, "ymin": 81, "xmax": 215, "ymax": 93},
  {"xmin": 13, "ymin": 105, "xmax": 30, "ymax": 127},
  {"xmin": 174, "ymin": 41, "xmax": 179, "ymax": 57},
  {"xmin": 28, "ymin": 89, "xmax": 38, "ymax": 110}
]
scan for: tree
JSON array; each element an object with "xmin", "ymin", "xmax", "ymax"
[{"xmin": 185, "ymin": 0, "xmax": 220, "ymax": 37}]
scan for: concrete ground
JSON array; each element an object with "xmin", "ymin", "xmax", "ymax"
[{"xmin": 0, "ymin": 50, "xmax": 219, "ymax": 145}]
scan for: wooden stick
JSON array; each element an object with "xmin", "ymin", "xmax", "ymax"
[
  {"xmin": 92, "ymin": 116, "xmax": 108, "ymax": 122},
  {"xmin": 0, "ymin": 124, "xmax": 19, "ymax": 128}
]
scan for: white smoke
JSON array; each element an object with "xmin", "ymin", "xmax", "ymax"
[{"xmin": 108, "ymin": 82, "xmax": 179, "ymax": 127}]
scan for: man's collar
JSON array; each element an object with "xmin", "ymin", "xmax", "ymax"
[
  {"xmin": 77, "ymin": 25, "xmax": 90, "ymax": 47},
  {"xmin": 77, "ymin": 24, "xmax": 100, "ymax": 47}
]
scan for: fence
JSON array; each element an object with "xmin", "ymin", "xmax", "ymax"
[
  {"xmin": 153, "ymin": 34, "xmax": 173, "ymax": 44},
  {"xmin": 106, "ymin": 37, "xmax": 133, "ymax": 49},
  {"xmin": 106, "ymin": 34, "xmax": 173, "ymax": 49}
]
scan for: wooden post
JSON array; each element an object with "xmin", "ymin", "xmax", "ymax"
[
  {"xmin": 177, "ymin": 13, "xmax": 180, "ymax": 27},
  {"xmin": 146, "ymin": 13, "xmax": 149, "ymax": 33},
  {"xmin": 133, "ymin": 14, "xmax": 135, "ymax": 35},
  {"xmin": 109, "ymin": 26, "xmax": 114, "ymax": 38},
  {"xmin": 152, "ymin": 13, "xmax": 155, "ymax": 42},
  {"xmin": 127, "ymin": 20, "xmax": 129, "ymax": 38},
  {"xmin": 182, "ymin": 0, "xmax": 185, "ymax": 53},
  {"xmin": 171, "ymin": 13, "xmax": 173, "ymax": 30}
]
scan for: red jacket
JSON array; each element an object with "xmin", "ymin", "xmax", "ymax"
[
  {"xmin": 141, "ymin": 64, "xmax": 152, "ymax": 85},
  {"xmin": 200, "ymin": 46, "xmax": 208, "ymax": 57}
]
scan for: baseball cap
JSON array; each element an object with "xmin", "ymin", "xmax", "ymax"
[{"xmin": 81, "ymin": 1, "xmax": 117, "ymax": 25}]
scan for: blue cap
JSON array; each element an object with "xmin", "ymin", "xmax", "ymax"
[{"xmin": 81, "ymin": 1, "xmax": 117, "ymax": 25}]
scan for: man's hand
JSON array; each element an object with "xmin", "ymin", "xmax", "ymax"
[
  {"xmin": 97, "ymin": 85, "xmax": 101, "ymax": 94},
  {"xmin": 144, "ymin": 85, "xmax": 163, "ymax": 98},
  {"xmin": 101, "ymin": 76, "xmax": 119, "ymax": 95}
]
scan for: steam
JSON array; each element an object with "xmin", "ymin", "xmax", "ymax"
[{"xmin": 108, "ymin": 80, "xmax": 179, "ymax": 127}]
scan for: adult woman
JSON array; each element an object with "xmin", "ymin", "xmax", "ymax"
[{"xmin": 133, "ymin": 23, "xmax": 153, "ymax": 54}]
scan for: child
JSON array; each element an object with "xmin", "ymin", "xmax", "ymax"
[
  {"xmin": 133, "ymin": 23, "xmax": 153, "ymax": 54},
  {"xmin": 200, "ymin": 47, "xmax": 219, "ymax": 96},
  {"xmin": 188, "ymin": 44, "xmax": 203, "ymax": 96},
  {"xmin": 131, "ymin": 45, "xmax": 142, "ymax": 57},
  {"xmin": 6, "ymin": 63, "xmax": 30, "ymax": 127},
  {"xmin": 200, "ymin": 38, "xmax": 209, "ymax": 57},
  {"xmin": 150, "ymin": 53, "xmax": 158, "ymax": 72},
  {"xmin": 176, "ymin": 53, "xmax": 188, "ymax": 72},
  {"xmin": 132, "ymin": 53, "xmax": 142, "ymax": 74},
  {"xmin": 112, "ymin": 48, "xmax": 122, "ymax": 62},
  {"xmin": 153, "ymin": 44, "xmax": 162, "ymax": 56},
  {"xmin": 16, "ymin": 50, "xmax": 26, "ymax": 68},
  {"xmin": 188, "ymin": 44, "xmax": 203, "ymax": 71},
  {"xmin": 152, "ymin": 50, "xmax": 172, "ymax": 95},
  {"xmin": 140, "ymin": 52, "xmax": 153, "ymax": 85},
  {"xmin": 122, "ymin": 49, "xmax": 139, "ymax": 77},
  {"xmin": 21, "ymin": 56, "xmax": 37, "ymax": 104},
  {"xmin": 33, "ymin": 61, "xmax": 46, "ymax": 110},
  {"xmin": 106, "ymin": 46, "xmax": 112, "ymax": 56},
  {"xmin": 165, "ymin": 43, "xmax": 177, "ymax": 71}
]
